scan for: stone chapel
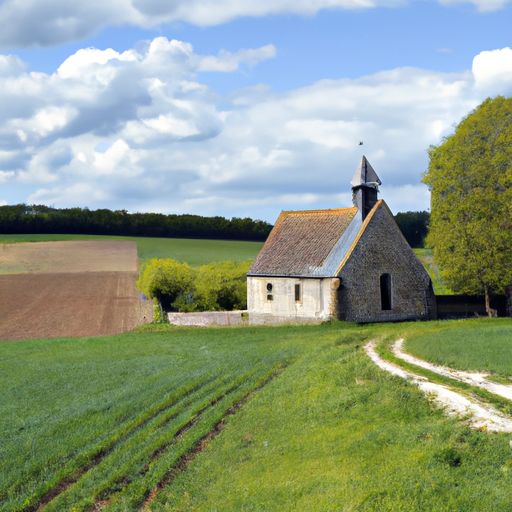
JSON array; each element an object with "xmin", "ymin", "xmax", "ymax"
[{"xmin": 246, "ymin": 157, "xmax": 436, "ymax": 324}]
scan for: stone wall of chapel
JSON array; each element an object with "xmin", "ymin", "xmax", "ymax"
[
  {"xmin": 247, "ymin": 276, "xmax": 338, "ymax": 325},
  {"xmin": 337, "ymin": 205, "xmax": 435, "ymax": 323}
]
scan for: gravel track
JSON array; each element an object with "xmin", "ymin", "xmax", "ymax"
[
  {"xmin": 392, "ymin": 338, "xmax": 512, "ymax": 401},
  {"xmin": 364, "ymin": 340, "xmax": 512, "ymax": 433}
]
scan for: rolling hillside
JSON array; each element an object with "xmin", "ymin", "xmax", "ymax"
[{"xmin": 2, "ymin": 320, "xmax": 512, "ymax": 511}]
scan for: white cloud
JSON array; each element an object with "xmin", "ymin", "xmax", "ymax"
[
  {"xmin": 57, "ymin": 47, "xmax": 137, "ymax": 81},
  {"xmin": 0, "ymin": 0, "xmax": 509, "ymax": 48},
  {"xmin": 438, "ymin": 0, "xmax": 509, "ymax": 11},
  {"xmin": 28, "ymin": 182, "xmax": 110, "ymax": 206},
  {"xmin": 31, "ymin": 107, "xmax": 75, "ymax": 136},
  {"xmin": 380, "ymin": 184, "xmax": 431, "ymax": 212},
  {"xmin": 142, "ymin": 114, "xmax": 201, "ymax": 137},
  {"xmin": 473, "ymin": 47, "xmax": 512, "ymax": 95},
  {"xmin": 197, "ymin": 45, "xmax": 277, "ymax": 72},
  {"xmin": 284, "ymin": 119, "xmax": 373, "ymax": 148},
  {"xmin": 92, "ymin": 139, "xmax": 144, "ymax": 176},
  {"xmin": 0, "ymin": 54, "xmax": 26, "ymax": 75},
  {"xmin": 1, "ymin": 41, "xmax": 512, "ymax": 220},
  {"xmin": 0, "ymin": 171, "xmax": 15, "ymax": 182}
]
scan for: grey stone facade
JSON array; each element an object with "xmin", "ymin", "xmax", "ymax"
[{"xmin": 337, "ymin": 202, "xmax": 436, "ymax": 322}]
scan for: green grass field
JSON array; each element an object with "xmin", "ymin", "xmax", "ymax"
[
  {"xmin": 3, "ymin": 320, "xmax": 512, "ymax": 511},
  {"xmin": 413, "ymin": 248, "xmax": 452, "ymax": 295},
  {"xmin": 404, "ymin": 318, "xmax": 512, "ymax": 380},
  {"xmin": 0, "ymin": 326, "xmax": 298, "ymax": 512},
  {"xmin": 0, "ymin": 234, "xmax": 263, "ymax": 265}
]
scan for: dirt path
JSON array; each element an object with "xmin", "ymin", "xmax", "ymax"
[
  {"xmin": 364, "ymin": 340, "xmax": 512, "ymax": 433},
  {"xmin": 392, "ymin": 338, "xmax": 512, "ymax": 401}
]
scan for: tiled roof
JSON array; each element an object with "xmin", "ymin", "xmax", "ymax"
[{"xmin": 247, "ymin": 207, "xmax": 358, "ymax": 277}]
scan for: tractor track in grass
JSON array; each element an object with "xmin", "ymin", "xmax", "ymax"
[
  {"xmin": 27, "ymin": 364, "xmax": 285, "ymax": 512},
  {"xmin": 45, "ymin": 380, "xmax": 230, "ymax": 512},
  {"xmin": 365, "ymin": 340, "xmax": 512, "ymax": 433},
  {"xmin": 19, "ymin": 377, "xmax": 216, "ymax": 512},
  {"xmin": 141, "ymin": 367, "xmax": 285, "ymax": 511}
]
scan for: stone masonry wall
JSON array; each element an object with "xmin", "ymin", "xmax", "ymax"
[
  {"xmin": 247, "ymin": 276, "xmax": 338, "ymax": 325},
  {"xmin": 337, "ymin": 203, "xmax": 434, "ymax": 323},
  {"xmin": 168, "ymin": 310, "xmax": 246, "ymax": 327}
]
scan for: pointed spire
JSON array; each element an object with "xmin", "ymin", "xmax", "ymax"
[
  {"xmin": 350, "ymin": 156, "xmax": 381, "ymax": 189},
  {"xmin": 351, "ymin": 156, "xmax": 382, "ymax": 220}
]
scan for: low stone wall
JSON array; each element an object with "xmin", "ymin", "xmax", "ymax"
[{"xmin": 167, "ymin": 310, "xmax": 247, "ymax": 327}]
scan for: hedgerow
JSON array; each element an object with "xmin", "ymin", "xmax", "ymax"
[{"xmin": 137, "ymin": 259, "xmax": 252, "ymax": 313}]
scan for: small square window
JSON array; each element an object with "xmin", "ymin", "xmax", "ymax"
[{"xmin": 267, "ymin": 294, "xmax": 273, "ymax": 301}]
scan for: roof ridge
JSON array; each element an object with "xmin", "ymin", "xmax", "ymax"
[{"xmin": 282, "ymin": 206, "xmax": 357, "ymax": 215}]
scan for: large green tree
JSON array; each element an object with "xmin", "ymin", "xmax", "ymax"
[{"xmin": 422, "ymin": 96, "xmax": 512, "ymax": 316}]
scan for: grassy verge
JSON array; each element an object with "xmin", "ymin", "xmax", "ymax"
[
  {"xmin": 414, "ymin": 248, "xmax": 452, "ymax": 295},
  {"xmin": 0, "ymin": 234, "xmax": 263, "ymax": 265},
  {"xmin": 3, "ymin": 321, "xmax": 512, "ymax": 511},
  {"xmin": 403, "ymin": 318, "xmax": 512, "ymax": 383},
  {"xmin": 4, "ymin": 320, "xmax": 510, "ymax": 511}
]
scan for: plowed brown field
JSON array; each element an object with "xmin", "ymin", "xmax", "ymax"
[
  {"xmin": 0, "ymin": 240, "xmax": 139, "ymax": 274},
  {"xmin": 0, "ymin": 241, "xmax": 153, "ymax": 341}
]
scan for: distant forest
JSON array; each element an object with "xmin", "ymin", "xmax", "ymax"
[
  {"xmin": 0, "ymin": 204, "xmax": 273, "ymax": 242},
  {"xmin": 0, "ymin": 204, "xmax": 429, "ymax": 247},
  {"xmin": 393, "ymin": 210, "xmax": 430, "ymax": 248}
]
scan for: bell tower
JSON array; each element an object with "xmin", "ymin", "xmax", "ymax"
[{"xmin": 351, "ymin": 156, "xmax": 381, "ymax": 221}]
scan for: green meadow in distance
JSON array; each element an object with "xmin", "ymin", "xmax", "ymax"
[
  {"xmin": 413, "ymin": 248, "xmax": 452, "ymax": 295},
  {"xmin": 1, "ymin": 236, "xmax": 444, "ymax": 276},
  {"xmin": 0, "ymin": 234, "xmax": 264, "ymax": 266}
]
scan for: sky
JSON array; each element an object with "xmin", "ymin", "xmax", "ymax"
[{"xmin": 1, "ymin": 0, "xmax": 512, "ymax": 222}]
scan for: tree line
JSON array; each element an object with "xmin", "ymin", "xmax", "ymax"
[
  {"xmin": 0, "ymin": 204, "xmax": 272, "ymax": 241},
  {"xmin": 393, "ymin": 211, "xmax": 429, "ymax": 249},
  {"xmin": 0, "ymin": 203, "xmax": 430, "ymax": 246}
]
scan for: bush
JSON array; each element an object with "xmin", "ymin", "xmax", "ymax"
[
  {"xmin": 175, "ymin": 260, "xmax": 252, "ymax": 312},
  {"xmin": 136, "ymin": 259, "xmax": 195, "ymax": 309},
  {"xmin": 137, "ymin": 258, "xmax": 252, "ymax": 313}
]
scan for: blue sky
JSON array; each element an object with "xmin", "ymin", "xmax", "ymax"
[{"xmin": 1, "ymin": 0, "xmax": 512, "ymax": 221}]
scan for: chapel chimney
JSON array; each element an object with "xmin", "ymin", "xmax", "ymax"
[{"xmin": 351, "ymin": 156, "xmax": 381, "ymax": 221}]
